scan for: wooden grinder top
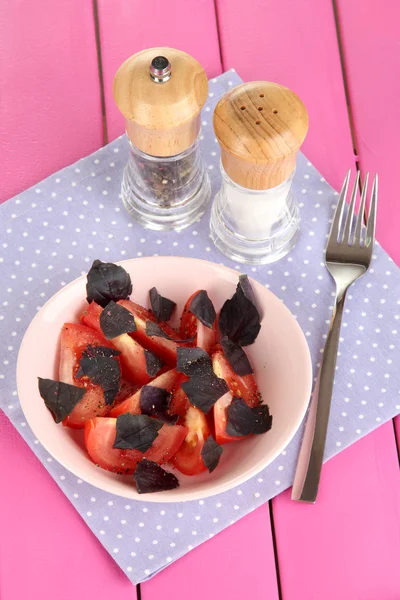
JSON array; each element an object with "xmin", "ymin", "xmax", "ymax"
[
  {"xmin": 213, "ymin": 82, "xmax": 309, "ymax": 190},
  {"xmin": 113, "ymin": 47, "xmax": 208, "ymax": 157}
]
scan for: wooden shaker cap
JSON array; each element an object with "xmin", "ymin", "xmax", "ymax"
[
  {"xmin": 113, "ymin": 47, "xmax": 208, "ymax": 157},
  {"xmin": 213, "ymin": 82, "xmax": 308, "ymax": 189}
]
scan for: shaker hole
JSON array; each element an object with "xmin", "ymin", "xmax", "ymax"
[
  {"xmin": 259, "ymin": 94, "xmax": 264, "ymax": 98},
  {"xmin": 273, "ymin": 109, "xmax": 278, "ymax": 114},
  {"xmin": 256, "ymin": 120, "xmax": 261, "ymax": 125},
  {"xmin": 240, "ymin": 106, "xmax": 246, "ymax": 110},
  {"xmin": 258, "ymin": 107, "xmax": 263, "ymax": 111}
]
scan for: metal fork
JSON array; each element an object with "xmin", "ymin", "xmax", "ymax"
[{"xmin": 291, "ymin": 170, "xmax": 378, "ymax": 503}]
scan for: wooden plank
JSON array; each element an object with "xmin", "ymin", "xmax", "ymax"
[
  {"xmin": 0, "ymin": 1, "xmax": 135, "ymax": 598},
  {"xmin": 334, "ymin": 0, "xmax": 400, "ymax": 452},
  {"xmin": 140, "ymin": 504, "xmax": 279, "ymax": 600},
  {"xmin": 214, "ymin": 0, "xmax": 400, "ymax": 598},
  {"xmin": 96, "ymin": 0, "xmax": 222, "ymax": 141},
  {"xmin": 273, "ymin": 423, "xmax": 400, "ymax": 600},
  {"xmin": 0, "ymin": 412, "xmax": 135, "ymax": 600},
  {"xmin": 0, "ymin": 0, "xmax": 103, "ymax": 203},
  {"xmin": 216, "ymin": 0, "xmax": 355, "ymax": 191}
]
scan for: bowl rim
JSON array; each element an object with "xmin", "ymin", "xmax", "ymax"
[{"xmin": 17, "ymin": 256, "xmax": 312, "ymax": 502}]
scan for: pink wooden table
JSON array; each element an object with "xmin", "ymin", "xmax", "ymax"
[{"xmin": 1, "ymin": 1, "xmax": 399, "ymax": 598}]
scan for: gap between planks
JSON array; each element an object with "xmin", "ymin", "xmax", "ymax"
[
  {"xmin": 93, "ymin": 0, "xmax": 108, "ymax": 145},
  {"xmin": 268, "ymin": 500, "xmax": 283, "ymax": 600},
  {"xmin": 213, "ymin": 0, "xmax": 225, "ymax": 71}
]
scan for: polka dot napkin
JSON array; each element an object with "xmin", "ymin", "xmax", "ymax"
[{"xmin": 1, "ymin": 70, "xmax": 399, "ymax": 584}]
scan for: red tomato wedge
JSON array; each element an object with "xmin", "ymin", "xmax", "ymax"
[
  {"xmin": 114, "ymin": 379, "xmax": 139, "ymax": 406},
  {"xmin": 171, "ymin": 406, "xmax": 211, "ymax": 475},
  {"xmin": 180, "ymin": 290, "xmax": 216, "ymax": 353},
  {"xmin": 169, "ymin": 377, "xmax": 191, "ymax": 417},
  {"xmin": 84, "ymin": 417, "xmax": 188, "ymax": 474},
  {"xmin": 118, "ymin": 299, "xmax": 192, "ymax": 366},
  {"xmin": 213, "ymin": 391, "xmax": 236, "ymax": 444},
  {"xmin": 59, "ymin": 323, "xmax": 117, "ymax": 429},
  {"xmin": 212, "ymin": 346, "xmax": 259, "ymax": 404},
  {"xmin": 212, "ymin": 346, "xmax": 260, "ymax": 444},
  {"xmin": 109, "ymin": 368, "xmax": 180, "ymax": 417},
  {"xmin": 81, "ymin": 301, "xmax": 151, "ymax": 386}
]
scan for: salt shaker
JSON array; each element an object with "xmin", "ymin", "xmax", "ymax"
[
  {"xmin": 210, "ymin": 82, "xmax": 308, "ymax": 263},
  {"xmin": 114, "ymin": 47, "xmax": 211, "ymax": 230}
]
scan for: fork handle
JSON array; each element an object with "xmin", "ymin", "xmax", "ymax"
[{"xmin": 292, "ymin": 289, "xmax": 347, "ymax": 503}]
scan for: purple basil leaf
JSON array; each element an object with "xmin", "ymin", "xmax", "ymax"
[
  {"xmin": 149, "ymin": 287, "xmax": 176, "ymax": 322},
  {"xmin": 113, "ymin": 413, "xmax": 163, "ymax": 452},
  {"xmin": 189, "ymin": 290, "xmax": 216, "ymax": 328},
  {"xmin": 134, "ymin": 460, "xmax": 179, "ymax": 493},
  {"xmin": 38, "ymin": 378, "xmax": 86, "ymax": 423},
  {"xmin": 201, "ymin": 435, "xmax": 223, "ymax": 473},
  {"xmin": 146, "ymin": 321, "xmax": 194, "ymax": 343},
  {"xmin": 140, "ymin": 386, "xmax": 178, "ymax": 424},
  {"xmin": 140, "ymin": 386, "xmax": 169, "ymax": 414},
  {"xmin": 218, "ymin": 282, "xmax": 261, "ymax": 346},
  {"xmin": 176, "ymin": 347, "xmax": 212, "ymax": 377},
  {"xmin": 78, "ymin": 345, "xmax": 120, "ymax": 359},
  {"xmin": 221, "ymin": 337, "xmax": 253, "ymax": 376},
  {"xmin": 76, "ymin": 344, "xmax": 121, "ymax": 405},
  {"xmin": 100, "ymin": 301, "xmax": 136, "ymax": 339},
  {"xmin": 144, "ymin": 350, "xmax": 164, "ymax": 378},
  {"xmin": 86, "ymin": 259, "xmax": 132, "ymax": 308},
  {"xmin": 226, "ymin": 397, "xmax": 272, "ymax": 437},
  {"xmin": 181, "ymin": 371, "xmax": 229, "ymax": 414},
  {"xmin": 238, "ymin": 274, "xmax": 258, "ymax": 309}
]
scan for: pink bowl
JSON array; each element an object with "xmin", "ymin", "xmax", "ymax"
[{"xmin": 17, "ymin": 257, "xmax": 312, "ymax": 502}]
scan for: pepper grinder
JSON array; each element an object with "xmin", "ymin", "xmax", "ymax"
[
  {"xmin": 114, "ymin": 47, "xmax": 211, "ymax": 231},
  {"xmin": 210, "ymin": 81, "xmax": 308, "ymax": 264}
]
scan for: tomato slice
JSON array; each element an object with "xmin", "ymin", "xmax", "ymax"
[
  {"xmin": 59, "ymin": 323, "xmax": 116, "ymax": 429},
  {"xmin": 80, "ymin": 300, "xmax": 103, "ymax": 331},
  {"xmin": 169, "ymin": 376, "xmax": 191, "ymax": 417},
  {"xmin": 81, "ymin": 301, "xmax": 151, "ymax": 386},
  {"xmin": 84, "ymin": 417, "xmax": 188, "ymax": 474},
  {"xmin": 212, "ymin": 346, "xmax": 260, "ymax": 444},
  {"xmin": 180, "ymin": 291, "xmax": 216, "ymax": 353},
  {"xmin": 171, "ymin": 406, "xmax": 211, "ymax": 475},
  {"xmin": 118, "ymin": 299, "xmax": 191, "ymax": 367},
  {"xmin": 109, "ymin": 368, "xmax": 180, "ymax": 417},
  {"xmin": 212, "ymin": 346, "xmax": 259, "ymax": 405}
]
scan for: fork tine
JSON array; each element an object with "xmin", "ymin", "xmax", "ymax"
[
  {"xmin": 354, "ymin": 172, "xmax": 369, "ymax": 244},
  {"xmin": 343, "ymin": 171, "xmax": 359, "ymax": 243},
  {"xmin": 329, "ymin": 170, "xmax": 350, "ymax": 242},
  {"xmin": 365, "ymin": 174, "xmax": 378, "ymax": 247}
]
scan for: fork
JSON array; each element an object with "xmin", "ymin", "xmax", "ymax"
[{"xmin": 291, "ymin": 170, "xmax": 378, "ymax": 503}]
